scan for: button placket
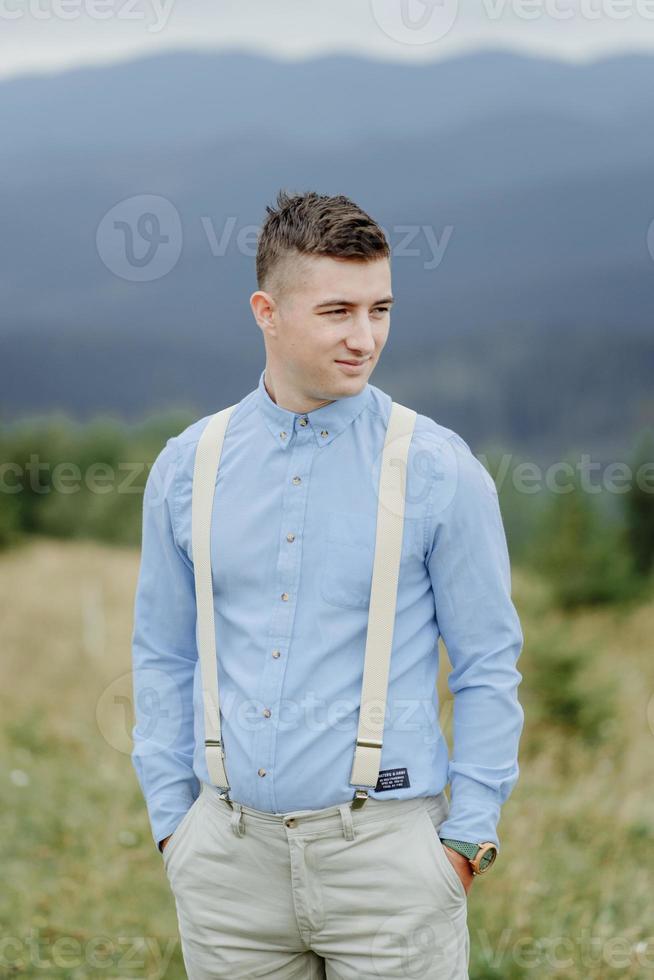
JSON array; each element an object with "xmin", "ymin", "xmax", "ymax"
[{"xmin": 252, "ymin": 421, "xmax": 316, "ymax": 811}]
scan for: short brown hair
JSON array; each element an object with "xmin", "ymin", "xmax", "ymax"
[{"xmin": 256, "ymin": 189, "xmax": 390, "ymax": 298}]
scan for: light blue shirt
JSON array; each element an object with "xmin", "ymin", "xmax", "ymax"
[{"xmin": 131, "ymin": 368, "xmax": 524, "ymax": 853}]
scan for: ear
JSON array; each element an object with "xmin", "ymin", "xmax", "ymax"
[{"xmin": 250, "ymin": 290, "xmax": 278, "ymax": 334}]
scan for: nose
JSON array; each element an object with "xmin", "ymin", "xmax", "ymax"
[{"xmin": 345, "ymin": 314, "xmax": 376, "ymax": 355}]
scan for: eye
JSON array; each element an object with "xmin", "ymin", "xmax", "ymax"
[{"xmin": 320, "ymin": 306, "xmax": 390, "ymax": 317}]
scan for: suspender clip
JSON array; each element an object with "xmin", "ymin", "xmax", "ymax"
[
  {"xmin": 356, "ymin": 738, "xmax": 383, "ymax": 749},
  {"xmin": 351, "ymin": 789, "xmax": 369, "ymax": 809},
  {"xmin": 218, "ymin": 789, "xmax": 234, "ymax": 810}
]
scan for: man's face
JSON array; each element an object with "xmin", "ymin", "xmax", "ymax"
[{"xmin": 255, "ymin": 253, "xmax": 393, "ymax": 401}]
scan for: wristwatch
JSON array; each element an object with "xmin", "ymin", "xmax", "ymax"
[{"xmin": 439, "ymin": 838, "xmax": 498, "ymax": 875}]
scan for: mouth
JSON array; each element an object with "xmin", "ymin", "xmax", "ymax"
[{"xmin": 335, "ymin": 358, "xmax": 370, "ymax": 367}]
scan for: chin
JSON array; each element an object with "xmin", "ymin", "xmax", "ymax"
[
  {"xmin": 328, "ymin": 359, "xmax": 374, "ymax": 395},
  {"xmin": 335, "ymin": 373, "xmax": 365, "ymax": 388}
]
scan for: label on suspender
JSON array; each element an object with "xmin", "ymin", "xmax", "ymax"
[{"xmin": 375, "ymin": 767, "xmax": 410, "ymax": 791}]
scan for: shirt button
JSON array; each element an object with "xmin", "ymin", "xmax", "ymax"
[
  {"xmin": 292, "ymin": 476, "xmax": 301, "ymax": 485},
  {"xmin": 286, "ymin": 532, "xmax": 295, "ymax": 543},
  {"xmin": 284, "ymin": 817, "xmax": 296, "ymax": 827},
  {"xmin": 257, "ymin": 768, "xmax": 266, "ymax": 777},
  {"xmin": 272, "ymin": 649, "xmax": 281, "ymax": 658},
  {"xmin": 320, "ymin": 430, "xmax": 328, "ymax": 438},
  {"xmin": 281, "ymin": 592, "xmax": 289, "ymax": 601},
  {"xmin": 280, "ymin": 431, "xmax": 288, "ymax": 440},
  {"xmin": 263, "ymin": 708, "xmax": 271, "ymax": 718},
  {"xmin": 298, "ymin": 417, "xmax": 308, "ymax": 426}
]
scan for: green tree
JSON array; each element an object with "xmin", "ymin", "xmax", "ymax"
[{"xmin": 533, "ymin": 456, "xmax": 635, "ymax": 609}]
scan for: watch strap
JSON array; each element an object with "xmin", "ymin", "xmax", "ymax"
[{"xmin": 440, "ymin": 837, "xmax": 495, "ymax": 870}]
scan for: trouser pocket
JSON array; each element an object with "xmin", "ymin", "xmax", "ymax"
[
  {"xmin": 162, "ymin": 793, "xmax": 206, "ymax": 875},
  {"xmin": 418, "ymin": 801, "xmax": 468, "ymax": 904}
]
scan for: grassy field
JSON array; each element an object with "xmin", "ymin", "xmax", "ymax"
[{"xmin": 1, "ymin": 537, "xmax": 653, "ymax": 979}]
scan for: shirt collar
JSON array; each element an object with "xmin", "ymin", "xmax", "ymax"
[{"xmin": 256, "ymin": 368, "xmax": 371, "ymax": 450}]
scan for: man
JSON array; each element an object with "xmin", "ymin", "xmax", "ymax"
[{"xmin": 130, "ymin": 189, "xmax": 524, "ymax": 979}]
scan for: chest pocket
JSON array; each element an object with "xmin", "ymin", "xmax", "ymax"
[{"xmin": 320, "ymin": 510, "xmax": 378, "ymax": 609}]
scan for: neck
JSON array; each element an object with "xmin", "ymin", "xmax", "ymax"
[{"xmin": 263, "ymin": 367, "xmax": 335, "ymax": 414}]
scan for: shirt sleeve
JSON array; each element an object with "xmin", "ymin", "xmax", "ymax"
[
  {"xmin": 130, "ymin": 436, "xmax": 200, "ymax": 852},
  {"xmin": 425, "ymin": 431, "xmax": 524, "ymax": 849}
]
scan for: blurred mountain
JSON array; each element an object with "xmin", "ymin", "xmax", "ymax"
[{"xmin": 1, "ymin": 49, "xmax": 653, "ymax": 462}]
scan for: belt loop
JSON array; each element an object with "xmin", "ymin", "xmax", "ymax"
[
  {"xmin": 230, "ymin": 801, "xmax": 245, "ymax": 837},
  {"xmin": 339, "ymin": 803, "xmax": 355, "ymax": 841}
]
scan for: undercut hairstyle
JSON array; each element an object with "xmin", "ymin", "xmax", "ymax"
[{"xmin": 255, "ymin": 189, "xmax": 390, "ymax": 301}]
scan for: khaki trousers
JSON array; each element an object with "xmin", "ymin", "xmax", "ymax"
[{"xmin": 162, "ymin": 781, "xmax": 470, "ymax": 979}]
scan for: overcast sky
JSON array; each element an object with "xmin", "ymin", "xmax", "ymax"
[{"xmin": 2, "ymin": 0, "xmax": 654, "ymax": 80}]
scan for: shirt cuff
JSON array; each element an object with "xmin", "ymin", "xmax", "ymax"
[
  {"xmin": 146, "ymin": 788, "xmax": 199, "ymax": 854},
  {"xmin": 438, "ymin": 774, "xmax": 504, "ymax": 848}
]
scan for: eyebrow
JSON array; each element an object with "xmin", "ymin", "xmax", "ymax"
[{"xmin": 313, "ymin": 296, "xmax": 395, "ymax": 310}]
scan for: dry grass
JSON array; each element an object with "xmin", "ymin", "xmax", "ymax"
[
  {"xmin": 1, "ymin": 538, "xmax": 653, "ymax": 978},
  {"xmin": 0, "ymin": 538, "xmax": 182, "ymax": 978}
]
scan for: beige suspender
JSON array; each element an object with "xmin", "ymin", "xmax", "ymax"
[
  {"xmin": 191, "ymin": 405, "xmax": 237, "ymax": 789},
  {"xmin": 191, "ymin": 399, "xmax": 417, "ymax": 808},
  {"xmin": 348, "ymin": 401, "xmax": 417, "ymax": 804}
]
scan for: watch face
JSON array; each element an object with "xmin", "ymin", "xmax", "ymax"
[{"xmin": 475, "ymin": 843, "xmax": 498, "ymax": 873}]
